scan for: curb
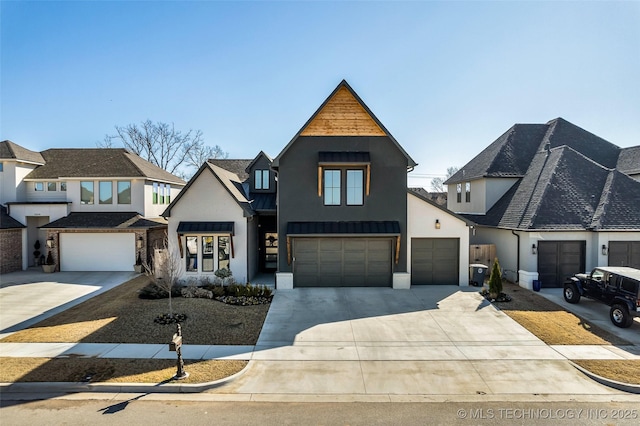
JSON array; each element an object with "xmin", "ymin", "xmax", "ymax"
[
  {"xmin": 570, "ymin": 361, "xmax": 640, "ymax": 395},
  {"xmin": 0, "ymin": 360, "xmax": 252, "ymax": 395}
]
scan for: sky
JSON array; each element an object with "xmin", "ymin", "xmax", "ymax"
[{"xmin": 1, "ymin": 0, "xmax": 639, "ymax": 187}]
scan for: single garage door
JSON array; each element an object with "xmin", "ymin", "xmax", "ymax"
[
  {"xmin": 60, "ymin": 233, "xmax": 135, "ymax": 271},
  {"xmin": 293, "ymin": 238, "xmax": 392, "ymax": 287},
  {"xmin": 537, "ymin": 241, "xmax": 585, "ymax": 288},
  {"xmin": 411, "ymin": 238, "xmax": 459, "ymax": 285},
  {"xmin": 609, "ymin": 241, "xmax": 640, "ymax": 268}
]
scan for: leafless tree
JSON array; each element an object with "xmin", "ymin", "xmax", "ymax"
[
  {"xmin": 143, "ymin": 237, "xmax": 181, "ymax": 317},
  {"xmin": 185, "ymin": 141, "xmax": 228, "ymax": 170},
  {"xmin": 430, "ymin": 166, "xmax": 459, "ymax": 192},
  {"xmin": 97, "ymin": 120, "xmax": 227, "ymax": 178}
]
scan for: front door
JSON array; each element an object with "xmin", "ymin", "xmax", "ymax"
[{"xmin": 263, "ymin": 232, "xmax": 278, "ymax": 271}]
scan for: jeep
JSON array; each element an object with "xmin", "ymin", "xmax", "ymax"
[{"xmin": 564, "ymin": 266, "xmax": 640, "ymax": 328}]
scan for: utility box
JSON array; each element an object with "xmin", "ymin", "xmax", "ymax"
[{"xmin": 469, "ymin": 264, "xmax": 488, "ymax": 286}]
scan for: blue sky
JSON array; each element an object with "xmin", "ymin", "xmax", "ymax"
[{"xmin": 2, "ymin": 0, "xmax": 639, "ymax": 186}]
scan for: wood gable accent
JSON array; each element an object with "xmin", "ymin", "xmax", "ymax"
[{"xmin": 300, "ymin": 86, "xmax": 386, "ymax": 137}]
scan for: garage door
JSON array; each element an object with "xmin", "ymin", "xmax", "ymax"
[
  {"xmin": 411, "ymin": 238, "xmax": 459, "ymax": 285},
  {"xmin": 60, "ymin": 233, "xmax": 135, "ymax": 271},
  {"xmin": 293, "ymin": 238, "xmax": 392, "ymax": 287},
  {"xmin": 609, "ymin": 241, "xmax": 640, "ymax": 268},
  {"xmin": 537, "ymin": 241, "xmax": 585, "ymax": 288}
]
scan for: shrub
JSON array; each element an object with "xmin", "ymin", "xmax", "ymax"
[
  {"xmin": 214, "ymin": 268, "xmax": 232, "ymax": 279},
  {"xmin": 488, "ymin": 257, "xmax": 503, "ymax": 298},
  {"xmin": 138, "ymin": 282, "xmax": 182, "ymax": 299}
]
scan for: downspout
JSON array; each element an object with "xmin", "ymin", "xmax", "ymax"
[{"xmin": 511, "ymin": 230, "xmax": 520, "ymax": 284}]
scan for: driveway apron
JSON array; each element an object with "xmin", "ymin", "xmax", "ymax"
[{"xmin": 214, "ymin": 286, "xmax": 621, "ymax": 396}]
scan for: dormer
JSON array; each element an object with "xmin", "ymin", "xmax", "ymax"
[{"xmin": 246, "ymin": 151, "xmax": 275, "ymax": 194}]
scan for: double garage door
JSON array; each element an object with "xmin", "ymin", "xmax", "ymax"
[
  {"xmin": 293, "ymin": 238, "xmax": 392, "ymax": 287},
  {"xmin": 60, "ymin": 233, "xmax": 135, "ymax": 271}
]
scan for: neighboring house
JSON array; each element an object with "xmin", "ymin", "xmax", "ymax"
[
  {"xmin": 444, "ymin": 118, "xmax": 640, "ymax": 289},
  {"xmin": 164, "ymin": 80, "xmax": 470, "ymax": 288},
  {"xmin": 0, "ymin": 141, "xmax": 185, "ymax": 272}
]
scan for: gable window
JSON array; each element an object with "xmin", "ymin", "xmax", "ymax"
[
  {"xmin": 465, "ymin": 182, "xmax": 471, "ymax": 202},
  {"xmin": 346, "ymin": 170, "xmax": 364, "ymax": 205},
  {"xmin": 186, "ymin": 236, "xmax": 198, "ymax": 272},
  {"xmin": 47, "ymin": 182, "xmax": 56, "ymax": 191},
  {"xmin": 81, "ymin": 181, "xmax": 94, "ymax": 204},
  {"xmin": 35, "ymin": 182, "xmax": 44, "ymax": 191},
  {"xmin": 255, "ymin": 170, "xmax": 270, "ymax": 190},
  {"xmin": 99, "ymin": 181, "xmax": 113, "ymax": 204},
  {"xmin": 153, "ymin": 182, "xmax": 158, "ymax": 204},
  {"xmin": 456, "ymin": 184, "xmax": 462, "ymax": 203},
  {"xmin": 324, "ymin": 170, "xmax": 341, "ymax": 206},
  {"xmin": 60, "ymin": 182, "xmax": 67, "ymax": 191},
  {"xmin": 118, "ymin": 181, "xmax": 131, "ymax": 204}
]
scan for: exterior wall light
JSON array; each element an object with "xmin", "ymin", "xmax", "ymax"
[
  {"xmin": 137, "ymin": 236, "xmax": 144, "ymax": 249},
  {"xmin": 435, "ymin": 219, "xmax": 441, "ymax": 229},
  {"xmin": 46, "ymin": 236, "xmax": 55, "ymax": 249},
  {"xmin": 531, "ymin": 244, "xmax": 537, "ymax": 255},
  {"xmin": 602, "ymin": 244, "xmax": 608, "ymax": 256}
]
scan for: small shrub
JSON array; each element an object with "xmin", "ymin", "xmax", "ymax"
[
  {"xmin": 138, "ymin": 283, "xmax": 182, "ymax": 299},
  {"xmin": 214, "ymin": 268, "xmax": 233, "ymax": 279},
  {"xmin": 488, "ymin": 257, "xmax": 503, "ymax": 298},
  {"xmin": 45, "ymin": 251, "xmax": 55, "ymax": 265}
]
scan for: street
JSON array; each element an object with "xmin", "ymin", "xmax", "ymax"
[{"xmin": 1, "ymin": 399, "xmax": 639, "ymax": 426}]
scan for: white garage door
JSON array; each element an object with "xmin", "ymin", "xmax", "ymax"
[{"xmin": 60, "ymin": 233, "xmax": 135, "ymax": 271}]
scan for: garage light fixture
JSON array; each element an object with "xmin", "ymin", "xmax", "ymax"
[
  {"xmin": 531, "ymin": 244, "xmax": 537, "ymax": 255},
  {"xmin": 602, "ymin": 244, "xmax": 607, "ymax": 256},
  {"xmin": 435, "ymin": 219, "xmax": 440, "ymax": 229},
  {"xmin": 46, "ymin": 236, "xmax": 54, "ymax": 249},
  {"xmin": 137, "ymin": 236, "xmax": 144, "ymax": 249}
]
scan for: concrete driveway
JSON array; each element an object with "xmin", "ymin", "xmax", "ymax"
[
  {"xmin": 216, "ymin": 287, "xmax": 622, "ymax": 397},
  {"xmin": 537, "ymin": 288, "xmax": 640, "ymax": 345},
  {"xmin": 0, "ymin": 269, "xmax": 137, "ymax": 339}
]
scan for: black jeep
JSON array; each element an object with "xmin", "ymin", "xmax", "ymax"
[{"xmin": 564, "ymin": 266, "xmax": 640, "ymax": 328}]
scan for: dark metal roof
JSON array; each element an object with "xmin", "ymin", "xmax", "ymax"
[
  {"xmin": 0, "ymin": 140, "xmax": 45, "ymax": 164},
  {"xmin": 250, "ymin": 193, "xmax": 277, "ymax": 211},
  {"xmin": 41, "ymin": 212, "xmax": 143, "ymax": 229},
  {"xmin": 319, "ymin": 151, "xmax": 370, "ymax": 163},
  {"xmin": 287, "ymin": 221, "xmax": 401, "ymax": 235},
  {"xmin": 177, "ymin": 221, "xmax": 234, "ymax": 234},
  {"xmin": 0, "ymin": 206, "xmax": 25, "ymax": 229}
]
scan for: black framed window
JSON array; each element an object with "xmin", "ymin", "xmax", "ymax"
[
  {"xmin": 202, "ymin": 236, "xmax": 214, "ymax": 272},
  {"xmin": 346, "ymin": 170, "xmax": 364, "ymax": 205},
  {"xmin": 324, "ymin": 170, "xmax": 341, "ymax": 205},
  {"xmin": 465, "ymin": 182, "xmax": 471, "ymax": 202},
  {"xmin": 255, "ymin": 170, "xmax": 269, "ymax": 190},
  {"xmin": 456, "ymin": 183, "xmax": 462, "ymax": 203},
  {"xmin": 218, "ymin": 236, "xmax": 230, "ymax": 270},
  {"xmin": 186, "ymin": 236, "xmax": 198, "ymax": 272}
]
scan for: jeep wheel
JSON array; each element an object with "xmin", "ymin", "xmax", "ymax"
[
  {"xmin": 563, "ymin": 283, "xmax": 580, "ymax": 304},
  {"xmin": 610, "ymin": 304, "xmax": 633, "ymax": 328}
]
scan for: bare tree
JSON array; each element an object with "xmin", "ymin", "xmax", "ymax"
[
  {"xmin": 143, "ymin": 237, "xmax": 181, "ymax": 317},
  {"xmin": 98, "ymin": 120, "xmax": 227, "ymax": 178},
  {"xmin": 185, "ymin": 141, "xmax": 228, "ymax": 170},
  {"xmin": 430, "ymin": 166, "xmax": 459, "ymax": 192}
]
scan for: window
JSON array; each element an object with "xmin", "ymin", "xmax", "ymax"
[
  {"xmin": 153, "ymin": 182, "xmax": 158, "ymax": 204},
  {"xmin": 456, "ymin": 183, "xmax": 462, "ymax": 203},
  {"xmin": 218, "ymin": 236, "xmax": 230, "ymax": 270},
  {"xmin": 465, "ymin": 182, "xmax": 471, "ymax": 202},
  {"xmin": 118, "ymin": 181, "xmax": 131, "ymax": 204},
  {"xmin": 159, "ymin": 184, "xmax": 165, "ymax": 204},
  {"xmin": 202, "ymin": 236, "xmax": 215, "ymax": 272},
  {"xmin": 81, "ymin": 181, "xmax": 94, "ymax": 204},
  {"xmin": 0, "ymin": 163, "xmax": 3, "ymax": 172},
  {"xmin": 255, "ymin": 170, "xmax": 269, "ymax": 190},
  {"xmin": 166, "ymin": 184, "xmax": 171, "ymax": 203},
  {"xmin": 60, "ymin": 182, "xmax": 67, "ymax": 191},
  {"xmin": 346, "ymin": 170, "xmax": 364, "ymax": 205},
  {"xmin": 47, "ymin": 182, "xmax": 56, "ymax": 191},
  {"xmin": 186, "ymin": 236, "xmax": 198, "ymax": 272},
  {"xmin": 99, "ymin": 181, "xmax": 113, "ymax": 204},
  {"xmin": 35, "ymin": 182, "xmax": 44, "ymax": 191},
  {"xmin": 324, "ymin": 170, "xmax": 341, "ymax": 205}
]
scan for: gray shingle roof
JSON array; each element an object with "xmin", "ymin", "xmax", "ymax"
[
  {"xmin": 0, "ymin": 206, "xmax": 25, "ymax": 229},
  {"xmin": 446, "ymin": 118, "xmax": 624, "ymax": 184},
  {"xmin": 41, "ymin": 212, "xmax": 143, "ymax": 229},
  {"xmin": 0, "ymin": 140, "xmax": 45, "ymax": 164},
  {"xmin": 24, "ymin": 149, "xmax": 185, "ymax": 184},
  {"xmin": 462, "ymin": 146, "xmax": 640, "ymax": 231},
  {"xmin": 208, "ymin": 159, "xmax": 252, "ymax": 181},
  {"xmin": 616, "ymin": 146, "xmax": 640, "ymax": 176}
]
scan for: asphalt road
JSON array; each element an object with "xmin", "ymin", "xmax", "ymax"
[{"xmin": 1, "ymin": 400, "xmax": 639, "ymax": 426}]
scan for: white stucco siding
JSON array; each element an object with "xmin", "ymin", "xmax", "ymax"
[
  {"xmin": 448, "ymin": 178, "xmax": 519, "ymax": 215},
  {"xmin": 484, "ymin": 178, "xmax": 519, "ymax": 212},
  {"xmin": 1, "ymin": 163, "xmax": 39, "ymax": 204},
  {"xmin": 471, "ymin": 227, "xmax": 519, "ymax": 282},
  {"xmin": 60, "ymin": 232, "xmax": 135, "ymax": 271},
  {"xmin": 144, "ymin": 181, "xmax": 184, "ymax": 217},
  {"xmin": 166, "ymin": 169, "xmax": 248, "ymax": 282},
  {"xmin": 407, "ymin": 193, "xmax": 469, "ymax": 285}
]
